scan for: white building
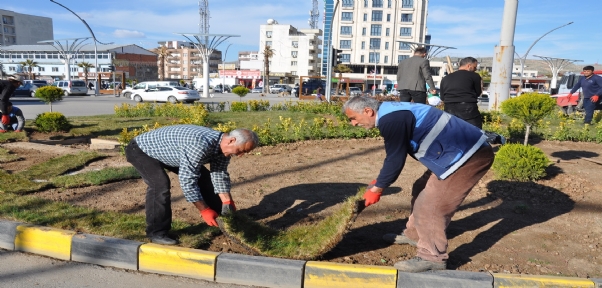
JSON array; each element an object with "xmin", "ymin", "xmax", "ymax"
[
  {"xmin": 1, "ymin": 9, "xmax": 53, "ymax": 46},
  {"xmin": 156, "ymin": 40, "xmax": 221, "ymax": 81},
  {"xmin": 258, "ymin": 20, "xmax": 322, "ymax": 84},
  {"xmin": 331, "ymin": 0, "xmax": 431, "ymax": 90}
]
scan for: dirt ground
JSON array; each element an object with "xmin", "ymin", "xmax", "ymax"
[{"xmin": 2, "ymin": 137, "xmax": 601, "ymax": 278}]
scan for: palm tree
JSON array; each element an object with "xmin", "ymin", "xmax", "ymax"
[
  {"xmin": 152, "ymin": 45, "xmax": 171, "ymax": 81},
  {"xmin": 77, "ymin": 62, "xmax": 94, "ymax": 85},
  {"xmin": 334, "ymin": 64, "xmax": 352, "ymax": 95},
  {"xmin": 19, "ymin": 59, "xmax": 39, "ymax": 80},
  {"xmin": 262, "ymin": 45, "xmax": 275, "ymax": 93},
  {"xmin": 477, "ymin": 69, "xmax": 491, "ymax": 83}
]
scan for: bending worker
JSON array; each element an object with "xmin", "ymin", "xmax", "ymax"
[
  {"xmin": 0, "ymin": 75, "xmax": 24, "ymax": 126},
  {"xmin": 343, "ymin": 96, "xmax": 494, "ymax": 272},
  {"xmin": 125, "ymin": 125, "xmax": 259, "ymax": 245},
  {"xmin": 0, "ymin": 102, "xmax": 24, "ymax": 132}
]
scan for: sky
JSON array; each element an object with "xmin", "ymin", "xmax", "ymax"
[{"xmin": 4, "ymin": 0, "xmax": 601, "ymax": 65}]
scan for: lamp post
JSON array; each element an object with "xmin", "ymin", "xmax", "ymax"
[
  {"xmin": 370, "ymin": 46, "xmax": 379, "ymax": 97},
  {"xmin": 515, "ymin": 22, "xmax": 573, "ymax": 94},
  {"xmin": 221, "ymin": 43, "xmax": 232, "ymax": 93}
]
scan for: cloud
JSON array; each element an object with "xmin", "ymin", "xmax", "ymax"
[{"xmin": 113, "ymin": 29, "xmax": 146, "ymax": 38}]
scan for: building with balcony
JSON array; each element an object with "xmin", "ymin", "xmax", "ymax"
[
  {"xmin": 258, "ymin": 20, "xmax": 322, "ymax": 85},
  {"xmin": 0, "ymin": 9, "xmax": 53, "ymax": 46},
  {"xmin": 1, "ymin": 44, "xmax": 157, "ymax": 82},
  {"xmin": 156, "ymin": 40, "xmax": 222, "ymax": 81},
  {"xmin": 329, "ymin": 0, "xmax": 431, "ymax": 91}
]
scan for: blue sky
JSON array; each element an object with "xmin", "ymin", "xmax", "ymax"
[{"xmin": 4, "ymin": 0, "xmax": 601, "ymax": 65}]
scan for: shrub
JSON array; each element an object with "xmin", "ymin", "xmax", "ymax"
[
  {"xmin": 230, "ymin": 101, "xmax": 248, "ymax": 112},
  {"xmin": 232, "ymin": 86, "xmax": 249, "ymax": 101},
  {"xmin": 492, "ymin": 143, "xmax": 550, "ymax": 181},
  {"xmin": 35, "ymin": 86, "xmax": 64, "ymax": 112},
  {"xmin": 501, "ymin": 93, "xmax": 556, "ymax": 145},
  {"xmin": 34, "ymin": 112, "xmax": 71, "ymax": 132}
]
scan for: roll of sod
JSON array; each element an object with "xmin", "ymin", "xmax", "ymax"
[
  {"xmin": 397, "ymin": 270, "xmax": 493, "ymax": 288},
  {"xmin": 138, "ymin": 243, "xmax": 219, "ymax": 281},
  {"xmin": 493, "ymin": 273, "xmax": 595, "ymax": 287},
  {"xmin": 0, "ymin": 220, "xmax": 21, "ymax": 250},
  {"xmin": 304, "ymin": 261, "xmax": 397, "ymax": 288},
  {"xmin": 215, "ymin": 253, "xmax": 305, "ymax": 288},
  {"xmin": 71, "ymin": 233, "xmax": 142, "ymax": 270},
  {"xmin": 14, "ymin": 225, "xmax": 75, "ymax": 260}
]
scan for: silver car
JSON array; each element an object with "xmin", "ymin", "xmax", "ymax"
[{"xmin": 52, "ymin": 80, "xmax": 88, "ymax": 96}]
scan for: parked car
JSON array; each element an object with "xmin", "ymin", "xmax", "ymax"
[
  {"xmin": 122, "ymin": 81, "xmax": 180, "ymax": 99},
  {"xmin": 131, "ymin": 86, "xmax": 200, "ymax": 103},
  {"xmin": 23, "ymin": 80, "xmax": 48, "ymax": 87},
  {"xmin": 12, "ymin": 82, "xmax": 48, "ymax": 97},
  {"xmin": 51, "ymin": 80, "xmax": 88, "ymax": 96},
  {"xmin": 349, "ymin": 87, "xmax": 362, "ymax": 97},
  {"xmin": 363, "ymin": 89, "xmax": 383, "ymax": 96},
  {"xmin": 269, "ymin": 84, "xmax": 292, "ymax": 94},
  {"xmin": 251, "ymin": 87, "xmax": 264, "ymax": 93}
]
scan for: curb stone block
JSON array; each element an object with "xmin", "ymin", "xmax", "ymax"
[
  {"xmin": 304, "ymin": 261, "xmax": 397, "ymax": 288},
  {"xmin": 139, "ymin": 243, "xmax": 219, "ymax": 281},
  {"xmin": 0, "ymin": 220, "xmax": 22, "ymax": 250},
  {"xmin": 71, "ymin": 233, "xmax": 142, "ymax": 270},
  {"xmin": 215, "ymin": 253, "xmax": 305, "ymax": 288},
  {"xmin": 592, "ymin": 278, "xmax": 602, "ymax": 288},
  {"xmin": 493, "ymin": 273, "xmax": 595, "ymax": 287},
  {"xmin": 397, "ymin": 270, "xmax": 493, "ymax": 288},
  {"xmin": 14, "ymin": 225, "xmax": 75, "ymax": 260}
]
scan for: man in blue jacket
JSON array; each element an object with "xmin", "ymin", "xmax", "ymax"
[
  {"xmin": 568, "ymin": 66, "xmax": 602, "ymax": 125},
  {"xmin": 343, "ymin": 96, "xmax": 494, "ymax": 272}
]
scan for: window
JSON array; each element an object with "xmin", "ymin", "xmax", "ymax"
[
  {"xmin": 341, "ymin": 54, "xmax": 351, "ymax": 62},
  {"xmin": 363, "ymin": 13, "xmax": 367, "ymax": 21},
  {"xmin": 291, "ymin": 51, "xmax": 298, "ymax": 58},
  {"xmin": 71, "ymin": 67, "xmax": 78, "ymax": 72},
  {"xmin": 340, "ymin": 40, "xmax": 351, "ymax": 49},
  {"xmin": 386, "ymin": 28, "xmax": 390, "ymax": 36},
  {"xmin": 400, "ymin": 27, "xmax": 412, "ymax": 36},
  {"xmin": 385, "ymin": 42, "xmax": 389, "ymax": 50},
  {"xmin": 341, "ymin": 26, "xmax": 352, "ymax": 35},
  {"xmin": 398, "ymin": 55, "xmax": 409, "ymax": 63},
  {"xmin": 342, "ymin": 0, "xmax": 354, "ymax": 7},
  {"xmin": 402, "ymin": 0, "xmax": 413, "ymax": 8},
  {"xmin": 372, "ymin": 0, "xmax": 383, "ymax": 7},
  {"xmin": 364, "ymin": 0, "xmax": 368, "ymax": 7},
  {"xmin": 362, "ymin": 27, "xmax": 366, "ymax": 36},
  {"xmin": 266, "ymin": 31, "xmax": 272, "ymax": 38},
  {"xmin": 371, "ymin": 11, "xmax": 383, "ymax": 21},
  {"xmin": 387, "ymin": 14, "xmax": 391, "ymax": 22},
  {"xmin": 361, "ymin": 41, "xmax": 365, "ymax": 49},
  {"xmin": 342, "ymin": 12, "xmax": 353, "ymax": 21},
  {"xmin": 384, "ymin": 56, "xmax": 389, "ymax": 63},
  {"xmin": 38, "ymin": 67, "xmax": 45, "ymax": 72},
  {"xmin": 360, "ymin": 55, "xmax": 365, "ymax": 63},
  {"xmin": 401, "ymin": 13, "xmax": 413, "ymax": 22},
  {"xmin": 291, "ymin": 61, "xmax": 298, "ymax": 66},
  {"xmin": 52, "ymin": 67, "xmax": 59, "ymax": 72},
  {"xmin": 183, "ymin": 67, "xmax": 186, "ymax": 71},
  {"xmin": 35, "ymin": 54, "xmax": 45, "ymax": 59},
  {"xmin": 399, "ymin": 42, "xmax": 411, "ymax": 50},
  {"xmin": 369, "ymin": 38, "xmax": 381, "ymax": 49},
  {"xmin": 370, "ymin": 24, "xmax": 382, "ymax": 36},
  {"xmin": 292, "ymin": 41, "xmax": 298, "ymax": 48},
  {"xmin": 266, "ymin": 41, "xmax": 272, "ymax": 46},
  {"xmin": 369, "ymin": 52, "xmax": 380, "ymax": 63},
  {"xmin": 291, "ymin": 71, "xmax": 297, "ymax": 76},
  {"xmin": 9, "ymin": 67, "xmax": 15, "ymax": 71},
  {"xmin": 388, "ymin": 0, "xmax": 392, "ymax": 8}
]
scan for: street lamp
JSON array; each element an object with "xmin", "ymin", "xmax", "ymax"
[
  {"xmin": 221, "ymin": 43, "xmax": 232, "ymax": 93},
  {"xmin": 370, "ymin": 46, "xmax": 379, "ymax": 97},
  {"xmin": 515, "ymin": 22, "xmax": 573, "ymax": 93}
]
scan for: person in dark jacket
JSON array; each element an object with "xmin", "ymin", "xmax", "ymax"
[
  {"xmin": 396, "ymin": 47, "xmax": 437, "ymax": 104},
  {"xmin": 440, "ymin": 57, "xmax": 483, "ymax": 128},
  {"xmin": 568, "ymin": 66, "xmax": 602, "ymax": 125},
  {"xmin": 0, "ymin": 102, "xmax": 25, "ymax": 132},
  {"xmin": 343, "ymin": 96, "xmax": 494, "ymax": 272},
  {"xmin": 0, "ymin": 75, "xmax": 24, "ymax": 126}
]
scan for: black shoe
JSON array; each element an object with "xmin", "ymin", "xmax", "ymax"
[{"xmin": 150, "ymin": 235, "xmax": 177, "ymax": 245}]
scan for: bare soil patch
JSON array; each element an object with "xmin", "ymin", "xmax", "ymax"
[{"xmin": 2, "ymin": 138, "xmax": 601, "ymax": 278}]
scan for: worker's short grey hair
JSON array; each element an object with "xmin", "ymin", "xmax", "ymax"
[
  {"xmin": 342, "ymin": 96, "xmax": 380, "ymax": 114},
  {"xmin": 229, "ymin": 128, "xmax": 260, "ymax": 147}
]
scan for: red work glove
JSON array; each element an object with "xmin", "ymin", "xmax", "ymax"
[
  {"xmin": 221, "ymin": 200, "xmax": 236, "ymax": 215},
  {"xmin": 200, "ymin": 207, "xmax": 219, "ymax": 227},
  {"xmin": 367, "ymin": 179, "xmax": 377, "ymax": 190},
  {"xmin": 591, "ymin": 95, "xmax": 599, "ymax": 102},
  {"xmin": 1, "ymin": 115, "xmax": 9, "ymax": 125},
  {"xmin": 0, "ymin": 130, "xmax": 5, "ymax": 133},
  {"xmin": 363, "ymin": 190, "xmax": 381, "ymax": 207}
]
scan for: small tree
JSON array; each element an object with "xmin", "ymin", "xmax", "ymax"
[
  {"xmin": 78, "ymin": 62, "xmax": 94, "ymax": 85},
  {"xmin": 232, "ymin": 86, "xmax": 250, "ymax": 101},
  {"xmin": 334, "ymin": 64, "xmax": 352, "ymax": 95},
  {"xmin": 500, "ymin": 92, "xmax": 556, "ymax": 145},
  {"xmin": 35, "ymin": 86, "xmax": 64, "ymax": 112}
]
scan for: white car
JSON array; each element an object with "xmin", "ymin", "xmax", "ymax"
[
  {"xmin": 131, "ymin": 86, "xmax": 200, "ymax": 103},
  {"xmin": 122, "ymin": 81, "xmax": 180, "ymax": 99}
]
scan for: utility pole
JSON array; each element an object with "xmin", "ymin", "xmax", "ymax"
[{"xmin": 489, "ymin": 0, "xmax": 518, "ymax": 111}]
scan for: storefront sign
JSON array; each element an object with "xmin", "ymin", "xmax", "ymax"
[{"xmin": 219, "ymin": 70, "xmax": 262, "ymax": 79}]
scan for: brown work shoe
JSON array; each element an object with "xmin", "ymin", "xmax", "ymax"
[
  {"xmin": 393, "ymin": 257, "xmax": 446, "ymax": 272},
  {"xmin": 382, "ymin": 233, "xmax": 417, "ymax": 247}
]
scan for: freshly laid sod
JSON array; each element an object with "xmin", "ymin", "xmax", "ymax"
[
  {"xmin": 0, "ymin": 147, "xmax": 22, "ymax": 163},
  {"xmin": 217, "ymin": 189, "xmax": 365, "ymax": 260},
  {"xmin": 51, "ymin": 166, "xmax": 140, "ymax": 188},
  {"xmin": 20, "ymin": 151, "xmax": 103, "ymax": 180}
]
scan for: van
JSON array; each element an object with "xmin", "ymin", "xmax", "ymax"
[
  {"xmin": 121, "ymin": 81, "xmax": 180, "ymax": 98},
  {"xmin": 52, "ymin": 80, "xmax": 88, "ymax": 96}
]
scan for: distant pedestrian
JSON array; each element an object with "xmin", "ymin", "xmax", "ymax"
[
  {"xmin": 568, "ymin": 66, "xmax": 602, "ymax": 125},
  {"xmin": 88, "ymin": 82, "xmax": 94, "ymax": 90},
  {"xmin": 396, "ymin": 47, "xmax": 437, "ymax": 104}
]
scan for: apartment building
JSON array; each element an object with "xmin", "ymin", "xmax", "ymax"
[
  {"xmin": 157, "ymin": 40, "xmax": 222, "ymax": 81},
  {"xmin": 258, "ymin": 20, "xmax": 322, "ymax": 85},
  {"xmin": 0, "ymin": 9, "xmax": 53, "ymax": 46},
  {"xmin": 329, "ymin": 0, "xmax": 432, "ymax": 90}
]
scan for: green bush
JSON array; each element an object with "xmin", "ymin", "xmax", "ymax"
[
  {"xmin": 492, "ymin": 143, "xmax": 550, "ymax": 181},
  {"xmin": 230, "ymin": 101, "xmax": 248, "ymax": 112},
  {"xmin": 34, "ymin": 112, "xmax": 72, "ymax": 132},
  {"xmin": 35, "ymin": 86, "xmax": 64, "ymax": 112},
  {"xmin": 501, "ymin": 93, "xmax": 556, "ymax": 145},
  {"xmin": 232, "ymin": 86, "xmax": 249, "ymax": 101}
]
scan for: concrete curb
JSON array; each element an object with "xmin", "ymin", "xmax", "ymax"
[{"xmin": 0, "ymin": 219, "xmax": 598, "ymax": 287}]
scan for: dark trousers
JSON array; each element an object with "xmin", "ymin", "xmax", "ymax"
[
  {"xmin": 444, "ymin": 102, "xmax": 483, "ymax": 129},
  {"xmin": 125, "ymin": 140, "xmax": 222, "ymax": 238},
  {"xmin": 399, "ymin": 90, "xmax": 427, "ymax": 104},
  {"xmin": 583, "ymin": 98, "xmax": 602, "ymax": 124}
]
